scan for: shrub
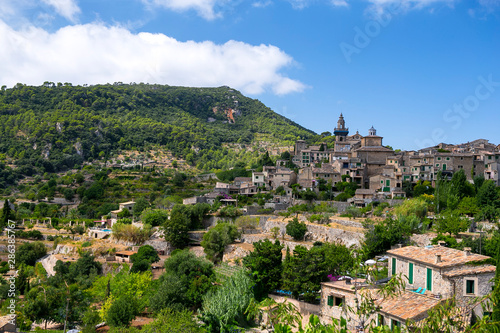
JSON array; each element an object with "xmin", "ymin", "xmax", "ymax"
[
  {"xmin": 106, "ymin": 295, "xmax": 138, "ymax": 327},
  {"xmin": 217, "ymin": 206, "xmax": 242, "ymax": 218},
  {"xmin": 112, "ymin": 223, "xmax": 153, "ymax": 244},
  {"xmin": 286, "ymin": 217, "xmax": 308, "ymax": 241}
]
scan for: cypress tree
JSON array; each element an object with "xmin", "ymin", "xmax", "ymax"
[{"xmin": 1, "ymin": 199, "xmax": 12, "ymax": 227}]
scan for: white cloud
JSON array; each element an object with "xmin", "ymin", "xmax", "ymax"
[
  {"xmin": 41, "ymin": 0, "xmax": 81, "ymax": 22},
  {"xmin": 0, "ymin": 20, "xmax": 305, "ymax": 95},
  {"xmin": 331, "ymin": 0, "xmax": 348, "ymax": 7},
  {"xmin": 141, "ymin": 0, "xmax": 226, "ymax": 20},
  {"xmin": 367, "ymin": 0, "xmax": 456, "ymax": 14},
  {"xmin": 252, "ymin": 1, "xmax": 273, "ymax": 8}
]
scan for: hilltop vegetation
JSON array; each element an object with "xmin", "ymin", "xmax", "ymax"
[{"xmin": 0, "ymin": 82, "xmax": 314, "ymax": 184}]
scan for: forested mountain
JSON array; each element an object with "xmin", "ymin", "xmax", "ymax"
[{"xmin": 0, "ymin": 82, "xmax": 315, "ymax": 183}]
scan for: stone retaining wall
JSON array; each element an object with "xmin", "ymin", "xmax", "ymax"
[{"xmin": 260, "ymin": 218, "xmax": 364, "ymax": 248}]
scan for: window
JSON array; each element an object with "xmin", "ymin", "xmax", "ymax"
[
  {"xmin": 427, "ymin": 268, "xmax": 432, "ymax": 291},
  {"xmin": 392, "ymin": 258, "xmax": 396, "ymax": 275},
  {"xmin": 437, "ymin": 157, "xmax": 441, "ymax": 161},
  {"xmin": 409, "ymin": 263, "xmax": 414, "ymax": 284},
  {"xmin": 391, "ymin": 319, "xmax": 401, "ymax": 330},
  {"xmin": 327, "ymin": 295, "xmax": 343, "ymax": 307},
  {"xmin": 465, "ymin": 280, "xmax": 475, "ymax": 295},
  {"xmin": 378, "ymin": 314, "xmax": 385, "ymax": 326},
  {"xmin": 446, "ymin": 157, "xmax": 450, "ymax": 161}
]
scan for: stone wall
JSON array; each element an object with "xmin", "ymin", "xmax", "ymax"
[
  {"xmin": 241, "ymin": 234, "xmax": 314, "ymax": 251},
  {"xmin": 259, "ymin": 217, "xmax": 364, "ymax": 248},
  {"xmin": 268, "ymin": 295, "xmax": 321, "ymax": 329}
]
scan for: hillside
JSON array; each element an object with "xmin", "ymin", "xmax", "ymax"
[{"xmin": 0, "ymin": 83, "xmax": 315, "ymax": 184}]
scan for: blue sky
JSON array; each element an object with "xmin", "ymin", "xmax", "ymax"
[{"xmin": 1, "ymin": 0, "xmax": 499, "ymax": 150}]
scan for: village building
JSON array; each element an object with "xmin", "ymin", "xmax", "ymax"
[{"xmin": 320, "ymin": 244, "xmax": 496, "ymax": 331}]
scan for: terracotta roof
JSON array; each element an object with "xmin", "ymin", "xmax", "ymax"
[
  {"xmin": 443, "ymin": 265, "xmax": 496, "ymax": 278},
  {"xmin": 377, "ymin": 291, "xmax": 442, "ymax": 321},
  {"xmin": 312, "ymin": 165, "xmax": 338, "ymax": 174},
  {"xmin": 387, "ymin": 246, "xmax": 491, "ymax": 268},
  {"xmin": 116, "ymin": 250, "xmax": 137, "ymax": 256},
  {"xmin": 0, "ymin": 315, "xmax": 13, "ymax": 328},
  {"xmin": 234, "ymin": 177, "xmax": 252, "ymax": 182},
  {"xmin": 355, "ymin": 189, "xmax": 376, "ymax": 195},
  {"xmin": 355, "ymin": 146, "xmax": 393, "ymax": 152},
  {"xmin": 321, "ymin": 278, "xmax": 368, "ymax": 293}
]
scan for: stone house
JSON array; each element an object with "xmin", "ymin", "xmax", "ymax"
[
  {"xmin": 320, "ymin": 244, "xmax": 496, "ymax": 331},
  {"xmin": 387, "ymin": 244, "xmax": 496, "ymax": 319},
  {"xmin": 320, "ymin": 278, "xmax": 442, "ymax": 331},
  {"xmin": 115, "ymin": 250, "xmax": 137, "ymax": 263},
  {"xmin": 272, "ymin": 169, "xmax": 297, "ymax": 189},
  {"xmin": 484, "ymin": 160, "xmax": 500, "ymax": 185},
  {"xmin": 252, "ymin": 172, "xmax": 267, "ymax": 189},
  {"xmin": 311, "ymin": 164, "xmax": 341, "ymax": 185}
]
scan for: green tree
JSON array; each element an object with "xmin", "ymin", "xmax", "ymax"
[
  {"xmin": 140, "ymin": 208, "xmax": 169, "ymax": 226},
  {"xmin": 201, "ymin": 223, "xmax": 240, "ymax": 263},
  {"xmin": 131, "ymin": 245, "xmax": 160, "ymax": 265},
  {"xmin": 477, "ymin": 180, "xmax": 498, "ymax": 207},
  {"xmin": 106, "ymin": 295, "xmax": 138, "ymax": 328},
  {"xmin": 243, "ymin": 239, "xmax": 284, "ymax": 300},
  {"xmin": 142, "ymin": 308, "xmax": 204, "ymax": 333},
  {"xmin": 1, "ymin": 199, "xmax": 12, "ymax": 227},
  {"xmin": 200, "ymin": 268, "xmax": 254, "ymax": 332},
  {"xmin": 151, "ymin": 250, "xmax": 215, "ymax": 310},
  {"xmin": 434, "ymin": 212, "xmax": 470, "ymax": 236},
  {"xmin": 286, "ymin": 217, "xmax": 308, "ymax": 241},
  {"xmin": 301, "ymin": 189, "xmax": 318, "ymax": 202},
  {"xmin": 130, "ymin": 245, "xmax": 159, "ymax": 273},
  {"xmin": 132, "ymin": 197, "xmax": 150, "ymax": 217},
  {"xmin": 16, "ymin": 241, "xmax": 47, "ymax": 267},
  {"xmin": 163, "ymin": 209, "xmax": 190, "ymax": 248}
]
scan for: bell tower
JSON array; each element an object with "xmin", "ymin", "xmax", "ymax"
[{"xmin": 334, "ymin": 113, "xmax": 349, "ymax": 142}]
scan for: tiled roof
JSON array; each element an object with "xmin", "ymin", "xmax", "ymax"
[
  {"xmin": 321, "ymin": 278, "xmax": 368, "ymax": 293},
  {"xmin": 355, "ymin": 189, "xmax": 376, "ymax": 195},
  {"xmin": 116, "ymin": 250, "xmax": 137, "ymax": 256},
  {"xmin": 312, "ymin": 165, "xmax": 338, "ymax": 174},
  {"xmin": 387, "ymin": 246, "xmax": 491, "ymax": 268},
  {"xmin": 322, "ymin": 280, "xmax": 442, "ymax": 321},
  {"xmin": 443, "ymin": 265, "xmax": 496, "ymax": 278},
  {"xmin": 377, "ymin": 291, "xmax": 442, "ymax": 321},
  {"xmin": 355, "ymin": 146, "xmax": 393, "ymax": 152}
]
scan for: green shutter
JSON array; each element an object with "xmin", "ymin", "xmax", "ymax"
[
  {"xmin": 392, "ymin": 258, "xmax": 396, "ymax": 275},
  {"xmin": 327, "ymin": 295, "xmax": 334, "ymax": 306},
  {"xmin": 409, "ymin": 263, "xmax": 413, "ymax": 284},
  {"xmin": 442, "ymin": 164, "xmax": 446, "ymax": 171},
  {"xmin": 427, "ymin": 268, "xmax": 432, "ymax": 291},
  {"xmin": 386, "ymin": 179, "xmax": 390, "ymax": 186}
]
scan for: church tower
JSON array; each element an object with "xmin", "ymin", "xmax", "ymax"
[{"xmin": 334, "ymin": 113, "xmax": 349, "ymax": 142}]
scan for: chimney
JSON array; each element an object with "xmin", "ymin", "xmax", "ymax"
[
  {"xmin": 464, "ymin": 247, "xmax": 472, "ymax": 256},
  {"xmin": 346, "ymin": 278, "xmax": 352, "ymax": 285},
  {"xmin": 435, "ymin": 254, "xmax": 442, "ymax": 264},
  {"xmin": 397, "ymin": 243, "xmax": 403, "ymax": 249},
  {"xmin": 437, "ymin": 240, "xmax": 446, "ymax": 247}
]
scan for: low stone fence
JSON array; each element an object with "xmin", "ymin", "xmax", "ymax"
[
  {"xmin": 261, "ymin": 218, "xmax": 364, "ymax": 248},
  {"xmin": 241, "ymin": 234, "xmax": 313, "ymax": 251},
  {"xmin": 268, "ymin": 295, "xmax": 321, "ymax": 329}
]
